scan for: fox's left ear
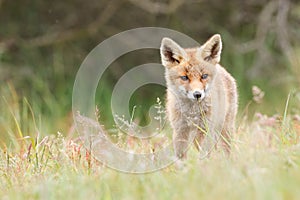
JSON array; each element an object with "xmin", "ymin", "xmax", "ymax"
[{"xmin": 199, "ymin": 34, "xmax": 222, "ymax": 64}]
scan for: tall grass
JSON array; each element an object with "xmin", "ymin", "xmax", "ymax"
[{"xmin": 1, "ymin": 83, "xmax": 300, "ymax": 200}]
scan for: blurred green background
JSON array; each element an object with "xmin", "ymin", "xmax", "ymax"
[{"xmin": 0, "ymin": 0, "xmax": 299, "ymax": 143}]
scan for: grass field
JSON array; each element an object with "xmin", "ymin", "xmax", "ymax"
[{"xmin": 1, "ymin": 86, "xmax": 300, "ymax": 200}]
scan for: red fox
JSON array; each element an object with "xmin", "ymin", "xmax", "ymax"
[{"xmin": 160, "ymin": 34, "xmax": 238, "ymax": 159}]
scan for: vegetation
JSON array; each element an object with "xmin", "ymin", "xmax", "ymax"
[
  {"xmin": 1, "ymin": 93, "xmax": 300, "ymax": 199},
  {"xmin": 0, "ymin": 0, "xmax": 300, "ymax": 199}
]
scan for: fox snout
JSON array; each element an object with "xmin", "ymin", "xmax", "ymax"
[
  {"xmin": 178, "ymin": 80, "xmax": 208, "ymax": 101},
  {"xmin": 187, "ymin": 89, "xmax": 206, "ymax": 101},
  {"xmin": 187, "ymin": 80, "xmax": 207, "ymax": 101},
  {"xmin": 193, "ymin": 91, "xmax": 202, "ymax": 100}
]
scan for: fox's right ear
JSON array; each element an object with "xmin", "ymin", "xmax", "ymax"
[{"xmin": 160, "ymin": 38, "xmax": 187, "ymax": 68}]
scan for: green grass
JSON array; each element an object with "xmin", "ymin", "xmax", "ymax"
[{"xmin": 1, "ymin": 84, "xmax": 300, "ymax": 200}]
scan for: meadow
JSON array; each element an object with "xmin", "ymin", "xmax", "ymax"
[{"xmin": 1, "ymin": 82, "xmax": 300, "ymax": 200}]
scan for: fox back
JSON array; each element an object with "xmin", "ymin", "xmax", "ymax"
[{"xmin": 160, "ymin": 34, "xmax": 238, "ymax": 159}]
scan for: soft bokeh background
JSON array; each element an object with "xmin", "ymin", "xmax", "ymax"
[{"xmin": 0, "ymin": 0, "xmax": 299, "ymax": 142}]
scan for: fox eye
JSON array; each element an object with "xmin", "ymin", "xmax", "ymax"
[
  {"xmin": 180, "ymin": 76, "xmax": 189, "ymax": 81},
  {"xmin": 201, "ymin": 74, "xmax": 208, "ymax": 79}
]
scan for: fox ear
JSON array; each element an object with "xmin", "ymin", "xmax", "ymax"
[
  {"xmin": 200, "ymin": 34, "xmax": 222, "ymax": 64},
  {"xmin": 160, "ymin": 38, "xmax": 187, "ymax": 68}
]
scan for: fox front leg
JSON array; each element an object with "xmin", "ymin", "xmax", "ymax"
[{"xmin": 172, "ymin": 127, "xmax": 191, "ymax": 160}]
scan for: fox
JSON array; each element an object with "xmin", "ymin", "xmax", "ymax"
[{"xmin": 160, "ymin": 34, "xmax": 238, "ymax": 159}]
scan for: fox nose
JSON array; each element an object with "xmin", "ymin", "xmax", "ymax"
[{"xmin": 193, "ymin": 91, "xmax": 202, "ymax": 99}]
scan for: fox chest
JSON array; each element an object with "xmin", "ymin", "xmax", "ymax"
[
  {"xmin": 168, "ymin": 98, "xmax": 212, "ymax": 130},
  {"xmin": 185, "ymin": 103, "xmax": 211, "ymax": 129}
]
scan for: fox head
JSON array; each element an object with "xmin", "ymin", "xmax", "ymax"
[{"xmin": 160, "ymin": 34, "xmax": 222, "ymax": 101}]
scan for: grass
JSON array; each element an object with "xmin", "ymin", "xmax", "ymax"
[{"xmin": 1, "ymin": 84, "xmax": 300, "ymax": 200}]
